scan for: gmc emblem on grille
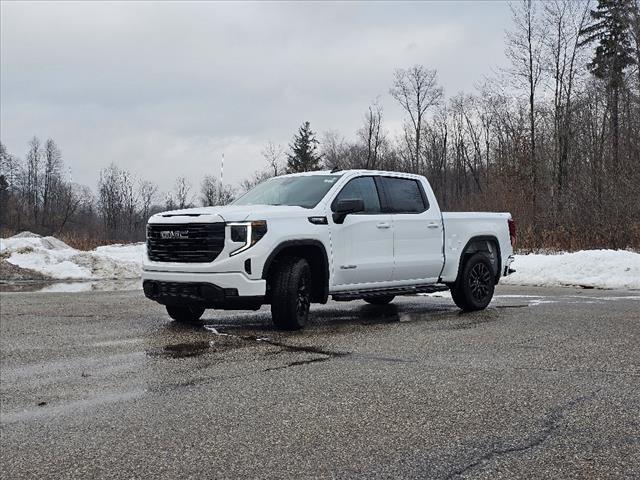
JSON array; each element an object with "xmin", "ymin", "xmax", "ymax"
[{"xmin": 160, "ymin": 230, "xmax": 189, "ymax": 240}]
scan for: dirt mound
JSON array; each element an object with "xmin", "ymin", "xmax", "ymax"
[{"xmin": 0, "ymin": 256, "xmax": 52, "ymax": 282}]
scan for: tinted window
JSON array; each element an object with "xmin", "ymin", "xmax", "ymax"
[
  {"xmin": 333, "ymin": 176, "xmax": 381, "ymax": 213},
  {"xmin": 382, "ymin": 177, "xmax": 427, "ymax": 213}
]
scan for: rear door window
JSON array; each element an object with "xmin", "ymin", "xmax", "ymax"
[
  {"xmin": 381, "ymin": 177, "xmax": 427, "ymax": 213},
  {"xmin": 332, "ymin": 176, "xmax": 381, "ymax": 213}
]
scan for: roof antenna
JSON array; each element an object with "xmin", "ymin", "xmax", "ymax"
[{"xmin": 330, "ymin": 165, "xmax": 340, "ymax": 173}]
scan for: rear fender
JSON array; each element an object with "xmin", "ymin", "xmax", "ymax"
[{"xmin": 453, "ymin": 236, "xmax": 501, "ymax": 284}]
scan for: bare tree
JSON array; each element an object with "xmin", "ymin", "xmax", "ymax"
[
  {"xmin": 54, "ymin": 183, "xmax": 85, "ymax": 234},
  {"xmin": 121, "ymin": 170, "xmax": 138, "ymax": 233},
  {"xmin": 98, "ymin": 163, "xmax": 125, "ymax": 237},
  {"xmin": 632, "ymin": 0, "xmax": 640, "ymax": 90},
  {"xmin": 25, "ymin": 136, "xmax": 42, "ymax": 225},
  {"xmin": 200, "ymin": 175, "xmax": 219, "ymax": 206},
  {"xmin": 239, "ymin": 169, "xmax": 272, "ymax": 193},
  {"xmin": 0, "ymin": 142, "xmax": 20, "ymax": 192},
  {"xmin": 41, "ymin": 139, "xmax": 62, "ymax": 227},
  {"xmin": 138, "ymin": 180, "xmax": 158, "ymax": 223},
  {"xmin": 173, "ymin": 176, "xmax": 192, "ymax": 209},
  {"xmin": 199, "ymin": 175, "xmax": 235, "ymax": 206},
  {"xmin": 164, "ymin": 192, "xmax": 176, "ymax": 211},
  {"xmin": 543, "ymin": 0, "xmax": 590, "ymax": 212},
  {"xmin": 505, "ymin": 0, "xmax": 544, "ymax": 221},
  {"xmin": 261, "ymin": 141, "xmax": 284, "ymax": 176},
  {"xmin": 320, "ymin": 130, "xmax": 348, "ymax": 170},
  {"xmin": 357, "ymin": 98, "xmax": 385, "ymax": 169},
  {"xmin": 390, "ymin": 65, "xmax": 443, "ymax": 171},
  {"xmin": 217, "ymin": 184, "xmax": 235, "ymax": 205}
]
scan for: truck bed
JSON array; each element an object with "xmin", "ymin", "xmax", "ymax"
[{"xmin": 439, "ymin": 211, "xmax": 513, "ymax": 282}]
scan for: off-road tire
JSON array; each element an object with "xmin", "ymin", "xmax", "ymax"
[
  {"xmin": 450, "ymin": 253, "xmax": 495, "ymax": 311},
  {"xmin": 270, "ymin": 256, "xmax": 311, "ymax": 330},
  {"xmin": 363, "ymin": 295, "xmax": 395, "ymax": 305},
  {"xmin": 166, "ymin": 305, "xmax": 205, "ymax": 324}
]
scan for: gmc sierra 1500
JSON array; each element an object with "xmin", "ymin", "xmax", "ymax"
[{"xmin": 143, "ymin": 170, "xmax": 515, "ymax": 329}]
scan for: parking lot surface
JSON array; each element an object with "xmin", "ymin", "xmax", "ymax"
[{"xmin": 1, "ymin": 286, "xmax": 639, "ymax": 479}]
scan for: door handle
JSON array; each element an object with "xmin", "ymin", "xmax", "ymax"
[
  {"xmin": 376, "ymin": 222, "xmax": 391, "ymax": 229},
  {"xmin": 427, "ymin": 223, "xmax": 440, "ymax": 229}
]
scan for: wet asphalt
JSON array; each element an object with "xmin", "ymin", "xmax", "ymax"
[{"xmin": 1, "ymin": 285, "xmax": 639, "ymax": 479}]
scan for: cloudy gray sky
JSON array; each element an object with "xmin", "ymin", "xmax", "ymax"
[{"xmin": 1, "ymin": 1, "xmax": 511, "ymax": 193}]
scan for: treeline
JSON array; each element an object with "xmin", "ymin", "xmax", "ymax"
[
  {"xmin": 0, "ymin": 142, "xmax": 236, "ymax": 243},
  {"xmin": 1, "ymin": 0, "xmax": 639, "ymax": 250},
  {"xmin": 0, "ymin": 138, "xmax": 97, "ymax": 241}
]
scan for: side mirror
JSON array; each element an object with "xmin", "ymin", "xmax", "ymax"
[{"xmin": 332, "ymin": 198, "xmax": 364, "ymax": 224}]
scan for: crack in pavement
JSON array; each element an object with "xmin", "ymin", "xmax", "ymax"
[
  {"xmin": 264, "ymin": 357, "xmax": 330, "ymax": 372},
  {"xmin": 203, "ymin": 325, "xmax": 351, "ymax": 371},
  {"xmin": 253, "ymin": 337, "xmax": 350, "ymax": 372},
  {"xmin": 444, "ymin": 389, "xmax": 602, "ymax": 479}
]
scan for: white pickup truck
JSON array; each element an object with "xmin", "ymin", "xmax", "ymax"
[{"xmin": 143, "ymin": 170, "xmax": 515, "ymax": 329}]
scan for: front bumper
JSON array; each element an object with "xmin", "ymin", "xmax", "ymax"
[{"xmin": 142, "ymin": 270, "xmax": 266, "ymax": 309}]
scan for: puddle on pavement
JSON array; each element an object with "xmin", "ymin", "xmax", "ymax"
[{"xmin": 146, "ymin": 332, "xmax": 253, "ymax": 359}]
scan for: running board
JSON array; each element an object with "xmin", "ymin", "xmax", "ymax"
[{"xmin": 332, "ymin": 284, "xmax": 449, "ymax": 302}]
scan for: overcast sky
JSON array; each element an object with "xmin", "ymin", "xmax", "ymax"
[{"xmin": 1, "ymin": 1, "xmax": 511, "ymax": 193}]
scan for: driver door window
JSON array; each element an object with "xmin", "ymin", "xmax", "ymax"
[{"xmin": 332, "ymin": 176, "xmax": 381, "ymax": 213}]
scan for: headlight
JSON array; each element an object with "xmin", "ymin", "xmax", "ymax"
[{"xmin": 228, "ymin": 220, "xmax": 268, "ymax": 256}]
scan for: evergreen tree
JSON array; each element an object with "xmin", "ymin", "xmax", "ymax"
[
  {"xmin": 286, "ymin": 121, "xmax": 321, "ymax": 173},
  {"xmin": 580, "ymin": 0, "xmax": 636, "ymax": 167}
]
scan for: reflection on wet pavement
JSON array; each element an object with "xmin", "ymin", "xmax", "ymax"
[{"xmin": 0, "ymin": 279, "xmax": 141, "ymax": 293}]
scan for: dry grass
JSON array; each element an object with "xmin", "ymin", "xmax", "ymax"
[
  {"xmin": 56, "ymin": 233, "xmax": 125, "ymax": 251},
  {"xmin": 0, "ymin": 228, "xmax": 138, "ymax": 251},
  {"xmin": 516, "ymin": 223, "xmax": 640, "ymax": 253}
]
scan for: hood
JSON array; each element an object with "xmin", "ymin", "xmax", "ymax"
[{"xmin": 148, "ymin": 204, "xmax": 314, "ymax": 223}]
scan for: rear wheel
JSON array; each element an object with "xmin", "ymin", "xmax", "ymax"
[
  {"xmin": 270, "ymin": 257, "xmax": 311, "ymax": 330},
  {"xmin": 363, "ymin": 295, "xmax": 395, "ymax": 305},
  {"xmin": 450, "ymin": 253, "xmax": 495, "ymax": 311},
  {"xmin": 166, "ymin": 305, "xmax": 205, "ymax": 324}
]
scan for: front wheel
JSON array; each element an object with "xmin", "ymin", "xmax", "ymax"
[
  {"xmin": 450, "ymin": 253, "xmax": 495, "ymax": 311},
  {"xmin": 166, "ymin": 305, "xmax": 205, "ymax": 324},
  {"xmin": 270, "ymin": 257, "xmax": 311, "ymax": 330}
]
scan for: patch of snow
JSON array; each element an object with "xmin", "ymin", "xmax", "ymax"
[
  {"xmin": 419, "ymin": 291, "xmax": 452, "ymax": 299},
  {"xmin": 9, "ymin": 231, "xmax": 41, "ymax": 238},
  {"xmin": 1, "ymin": 232, "xmax": 144, "ymax": 280},
  {"xmin": 503, "ymin": 250, "xmax": 640, "ymax": 290},
  {"xmin": 0, "ymin": 233, "xmax": 73, "ymax": 252},
  {"xmin": 2, "ymin": 232, "xmax": 639, "ymax": 291}
]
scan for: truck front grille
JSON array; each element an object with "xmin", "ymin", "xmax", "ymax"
[{"xmin": 146, "ymin": 223, "xmax": 225, "ymax": 263}]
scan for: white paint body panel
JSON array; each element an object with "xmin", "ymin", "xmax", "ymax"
[{"xmin": 328, "ymin": 213, "xmax": 394, "ymax": 286}]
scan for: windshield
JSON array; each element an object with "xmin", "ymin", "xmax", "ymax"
[{"xmin": 232, "ymin": 175, "xmax": 342, "ymax": 208}]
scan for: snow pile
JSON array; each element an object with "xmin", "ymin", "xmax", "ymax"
[
  {"xmin": 0, "ymin": 232, "xmax": 144, "ymax": 280},
  {"xmin": 503, "ymin": 250, "xmax": 640, "ymax": 290}
]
